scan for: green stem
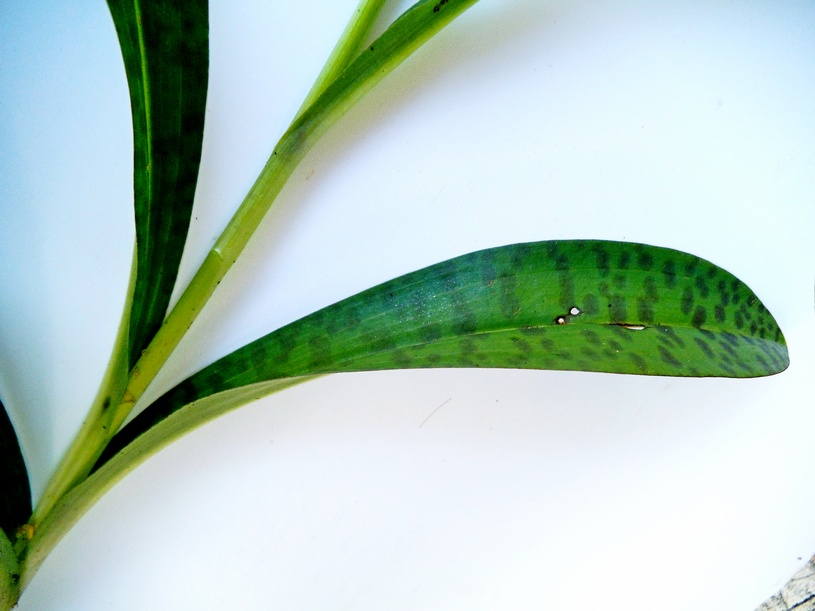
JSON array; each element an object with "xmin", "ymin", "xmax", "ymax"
[{"xmin": 295, "ymin": 0, "xmax": 389, "ymax": 119}]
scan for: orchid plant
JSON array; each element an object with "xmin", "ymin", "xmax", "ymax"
[{"xmin": 2, "ymin": 1, "xmax": 812, "ymax": 608}]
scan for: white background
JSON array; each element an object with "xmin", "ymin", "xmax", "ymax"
[{"xmin": 1, "ymin": 0, "xmax": 814, "ymax": 609}]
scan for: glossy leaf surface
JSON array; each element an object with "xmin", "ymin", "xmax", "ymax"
[
  {"xmin": 0, "ymin": 399, "xmax": 30, "ymax": 541},
  {"xmin": 106, "ymin": 0, "xmax": 209, "ymax": 368},
  {"xmin": 99, "ymin": 240, "xmax": 788, "ymax": 465}
]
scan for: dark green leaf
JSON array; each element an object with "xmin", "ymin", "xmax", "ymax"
[
  {"xmin": 98, "ymin": 240, "xmax": 788, "ymax": 466},
  {"xmin": 106, "ymin": 0, "xmax": 209, "ymax": 368},
  {"xmin": 0, "ymin": 398, "xmax": 31, "ymax": 542}
]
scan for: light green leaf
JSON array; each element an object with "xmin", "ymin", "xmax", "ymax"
[
  {"xmin": 106, "ymin": 0, "xmax": 209, "ymax": 368},
  {"xmin": 98, "ymin": 239, "xmax": 788, "ymax": 467}
]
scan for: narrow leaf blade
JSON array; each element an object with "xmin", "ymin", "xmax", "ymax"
[
  {"xmin": 0, "ymin": 398, "xmax": 31, "ymax": 542},
  {"xmin": 98, "ymin": 240, "xmax": 788, "ymax": 466},
  {"xmin": 106, "ymin": 0, "xmax": 209, "ymax": 368}
]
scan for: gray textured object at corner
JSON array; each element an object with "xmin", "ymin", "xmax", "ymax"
[{"xmin": 757, "ymin": 556, "xmax": 815, "ymax": 611}]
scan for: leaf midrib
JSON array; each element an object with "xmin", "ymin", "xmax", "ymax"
[{"xmin": 133, "ymin": 0, "xmax": 154, "ymax": 262}]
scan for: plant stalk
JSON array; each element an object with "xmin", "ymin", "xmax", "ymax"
[{"xmin": 295, "ymin": 0, "xmax": 389, "ymax": 119}]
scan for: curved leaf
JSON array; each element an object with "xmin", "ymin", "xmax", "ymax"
[
  {"xmin": 98, "ymin": 239, "xmax": 788, "ymax": 466},
  {"xmin": 0, "ymin": 398, "xmax": 30, "ymax": 543},
  {"xmin": 106, "ymin": 0, "xmax": 209, "ymax": 368}
]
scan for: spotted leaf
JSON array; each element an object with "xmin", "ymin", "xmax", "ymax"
[{"xmin": 97, "ymin": 240, "xmax": 787, "ymax": 467}]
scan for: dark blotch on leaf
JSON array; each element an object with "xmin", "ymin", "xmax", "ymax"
[
  {"xmin": 420, "ymin": 323, "xmax": 443, "ymax": 343},
  {"xmin": 684, "ymin": 257, "xmax": 699, "ymax": 276},
  {"xmin": 730, "ymin": 279, "xmax": 742, "ymax": 303},
  {"xmin": 716, "ymin": 279, "xmax": 731, "ymax": 306},
  {"xmin": 692, "ymin": 306, "xmax": 707, "ymax": 328},
  {"xmin": 307, "ymin": 335, "xmax": 332, "ymax": 368},
  {"xmin": 694, "ymin": 275, "xmax": 710, "ymax": 299},
  {"xmin": 460, "ymin": 338, "xmax": 477, "ymax": 355},
  {"xmin": 455, "ymin": 318, "xmax": 478, "ymax": 335},
  {"xmin": 681, "ymin": 287, "xmax": 694, "ymax": 315},
  {"xmin": 637, "ymin": 298, "xmax": 655, "ymax": 323},
  {"xmin": 717, "ymin": 338, "xmax": 739, "ymax": 360},
  {"xmin": 593, "ymin": 245, "xmax": 611, "ymax": 277},
  {"xmin": 511, "ymin": 336, "xmax": 532, "ymax": 353},
  {"xmin": 643, "ymin": 276, "xmax": 659, "ymax": 302},
  {"xmin": 582, "ymin": 330, "xmax": 600, "ymax": 344},
  {"xmin": 658, "ymin": 345, "xmax": 683, "ymax": 368},
  {"xmin": 637, "ymin": 250, "xmax": 655, "ymax": 270},
  {"xmin": 391, "ymin": 349, "xmax": 412, "ymax": 368},
  {"xmin": 609, "ymin": 295, "xmax": 627, "ymax": 322},
  {"xmin": 369, "ymin": 332, "xmax": 398, "ymax": 353},
  {"xmin": 629, "ymin": 352, "xmax": 648, "ymax": 372},
  {"xmin": 581, "ymin": 347, "xmax": 600, "ymax": 361},
  {"xmin": 694, "ymin": 337, "xmax": 715, "ymax": 359},
  {"xmin": 714, "ymin": 305, "xmax": 726, "ymax": 323},
  {"xmin": 610, "ymin": 324, "xmax": 636, "ymax": 342},
  {"xmin": 583, "ymin": 293, "xmax": 600, "ymax": 315},
  {"xmin": 662, "ymin": 259, "xmax": 677, "ymax": 288},
  {"xmin": 658, "ymin": 326, "xmax": 685, "ymax": 348}
]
